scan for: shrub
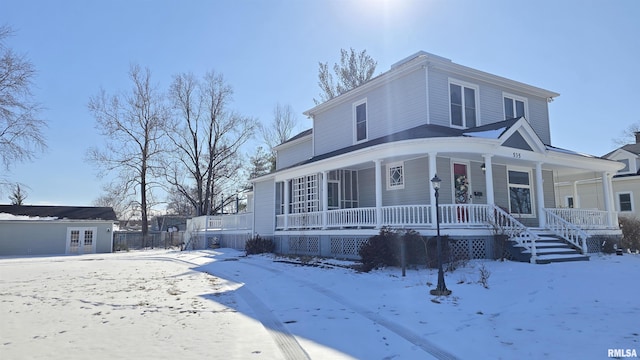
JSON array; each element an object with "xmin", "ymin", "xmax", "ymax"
[
  {"xmin": 619, "ymin": 216, "xmax": 640, "ymax": 251},
  {"xmin": 601, "ymin": 237, "xmax": 617, "ymax": 254},
  {"xmin": 245, "ymin": 235, "xmax": 275, "ymax": 255},
  {"xmin": 358, "ymin": 227, "xmax": 454, "ymax": 272},
  {"xmin": 358, "ymin": 227, "xmax": 401, "ymax": 272}
]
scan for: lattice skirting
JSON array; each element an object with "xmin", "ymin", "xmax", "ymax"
[{"xmin": 273, "ymin": 235, "xmax": 494, "ymax": 261}]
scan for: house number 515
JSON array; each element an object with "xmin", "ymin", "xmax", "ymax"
[{"xmin": 513, "ymin": 152, "xmax": 522, "ymax": 159}]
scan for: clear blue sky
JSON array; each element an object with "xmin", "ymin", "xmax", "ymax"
[{"xmin": 2, "ymin": 0, "xmax": 639, "ymax": 207}]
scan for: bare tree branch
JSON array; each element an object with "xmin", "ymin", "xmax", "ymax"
[{"xmin": 314, "ymin": 48, "xmax": 377, "ymax": 104}]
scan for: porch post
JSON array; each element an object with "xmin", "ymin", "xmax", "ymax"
[
  {"xmin": 374, "ymin": 159, "xmax": 382, "ymax": 229},
  {"xmin": 429, "ymin": 153, "xmax": 438, "ymax": 227},
  {"xmin": 535, "ymin": 162, "xmax": 546, "ymax": 228},
  {"xmin": 283, "ymin": 179, "xmax": 290, "ymax": 230},
  {"xmin": 572, "ymin": 181, "xmax": 579, "ymax": 208},
  {"xmin": 322, "ymin": 171, "xmax": 328, "ymax": 229},
  {"xmin": 601, "ymin": 171, "xmax": 614, "ymax": 227},
  {"xmin": 482, "ymin": 154, "xmax": 494, "ymax": 205}
]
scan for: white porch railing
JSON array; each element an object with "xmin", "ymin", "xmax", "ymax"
[
  {"xmin": 491, "ymin": 205, "xmax": 539, "ymax": 263},
  {"xmin": 544, "ymin": 209, "xmax": 589, "ymax": 254},
  {"xmin": 327, "ymin": 207, "xmax": 377, "ymax": 228},
  {"xmin": 205, "ymin": 213, "xmax": 252, "ymax": 230},
  {"xmin": 382, "ymin": 205, "xmax": 431, "ymax": 226},
  {"xmin": 438, "ymin": 204, "xmax": 492, "ymax": 226},
  {"xmin": 545, "ymin": 208, "xmax": 614, "ymax": 229}
]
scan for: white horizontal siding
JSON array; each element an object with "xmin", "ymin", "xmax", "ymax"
[
  {"xmin": 252, "ymin": 179, "xmax": 275, "ymax": 236},
  {"xmin": 276, "ymin": 138, "xmax": 313, "ymax": 170}
]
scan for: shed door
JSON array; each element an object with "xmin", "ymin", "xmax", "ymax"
[{"xmin": 66, "ymin": 227, "xmax": 97, "ymax": 254}]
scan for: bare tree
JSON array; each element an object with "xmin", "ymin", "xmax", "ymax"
[
  {"xmin": 8, "ymin": 183, "xmax": 27, "ymax": 205},
  {"xmin": 87, "ymin": 64, "xmax": 169, "ymax": 238},
  {"xmin": 613, "ymin": 123, "xmax": 640, "ymax": 146},
  {"xmin": 92, "ymin": 182, "xmax": 137, "ymax": 223},
  {"xmin": 314, "ymin": 48, "xmax": 377, "ymax": 104},
  {"xmin": 165, "ymin": 71, "xmax": 257, "ymax": 216},
  {"xmin": 259, "ymin": 103, "xmax": 299, "ymax": 171},
  {"xmin": 0, "ymin": 25, "xmax": 47, "ymax": 182}
]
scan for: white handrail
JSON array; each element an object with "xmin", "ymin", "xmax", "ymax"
[
  {"xmin": 490, "ymin": 205, "xmax": 539, "ymax": 263},
  {"xmin": 326, "ymin": 207, "xmax": 377, "ymax": 228},
  {"xmin": 546, "ymin": 208, "xmax": 611, "ymax": 229},
  {"xmin": 544, "ymin": 209, "xmax": 589, "ymax": 254},
  {"xmin": 381, "ymin": 205, "xmax": 431, "ymax": 226}
]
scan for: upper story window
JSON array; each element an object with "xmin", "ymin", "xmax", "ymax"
[
  {"xmin": 449, "ymin": 80, "xmax": 477, "ymax": 128},
  {"xmin": 353, "ymin": 99, "xmax": 368, "ymax": 142},
  {"xmin": 503, "ymin": 93, "xmax": 528, "ymax": 119}
]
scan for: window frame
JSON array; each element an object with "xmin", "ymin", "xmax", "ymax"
[
  {"xmin": 507, "ymin": 167, "xmax": 535, "ymax": 217},
  {"xmin": 617, "ymin": 192, "xmax": 634, "ymax": 212},
  {"xmin": 503, "ymin": 92, "xmax": 529, "ymax": 120},
  {"xmin": 353, "ymin": 98, "xmax": 368, "ymax": 143},
  {"xmin": 448, "ymin": 78, "xmax": 479, "ymax": 129},
  {"xmin": 386, "ymin": 161, "xmax": 405, "ymax": 190}
]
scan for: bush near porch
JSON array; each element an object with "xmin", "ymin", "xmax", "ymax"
[
  {"xmin": 619, "ymin": 216, "xmax": 640, "ymax": 252},
  {"xmin": 358, "ymin": 227, "xmax": 460, "ymax": 272}
]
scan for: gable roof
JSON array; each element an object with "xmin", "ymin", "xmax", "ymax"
[
  {"xmin": 604, "ymin": 143, "xmax": 640, "ymax": 158},
  {"xmin": 0, "ymin": 205, "xmax": 118, "ymax": 221}
]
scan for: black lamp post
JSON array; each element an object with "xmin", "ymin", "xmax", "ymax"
[{"xmin": 430, "ymin": 174, "xmax": 451, "ymax": 296}]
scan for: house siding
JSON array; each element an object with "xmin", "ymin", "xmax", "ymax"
[
  {"xmin": 313, "ymin": 68, "xmax": 427, "ymax": 156},
  {"xmin": 253, "ymin": 178, "xmax": 276, "ymax": 236},
  {"xmin": 277, "ymin": 137, "xmax": 313, "ymax": 170},
  {"xmin": 427, "ymin": 67, "xmax": 551, "ymax": 144},
  {"xmin": 381, "ymin": 157, "xmax": 430, "ymax": 206}
]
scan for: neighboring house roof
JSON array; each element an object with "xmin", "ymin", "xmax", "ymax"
[
  {"xmin": 603, "ymin": 143, "xmax": 640, "ymax": 158},
  {"xmin": 0, "ymin": 205, "xmax": 118, "ymax": 221}
]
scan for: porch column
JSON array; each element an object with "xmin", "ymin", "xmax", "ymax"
[
  {"xmin": 601, "ymin": 171, "xmax": 614, "ymax": 227},
  {"xmin": 482, "ymin": 154, "xmax": 494, "ymax": 205},
  {"xmin": 535, "ymin": 162, "xmax": 546, "ymax": 228},
  {"xmin": 322, "ymin": 171, "xmax": 328, "ymax": 229},
  {"xmin": 572, "ymin": 181, "xmax": 579, "ymax": 208},
  {"xmin": 429, "ymin": 153, "xmax": 438, "ymax": 227},
  {"xmin": 374, "ymin": 159, "xmax": 382, "ymax": 229},
  {"xmin": 283, "ymin": 179, "xmax": 290, "ymax": 230}
]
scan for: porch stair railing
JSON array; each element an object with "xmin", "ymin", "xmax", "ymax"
[
  {"xmin": 543, "ymin": 209, "xmax": 589, "ymax": 254},
  {"xmin": 489, "ymin": 205, "xmax": 539, "ymax": 264}
]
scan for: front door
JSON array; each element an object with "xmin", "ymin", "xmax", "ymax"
[
  {"xmin": 66, "ymin": 227, "xmax": 97, "ymax": 254},
  {"xmin": 453, "ymin": 163, "xmax": 470, "ymax": 204}
]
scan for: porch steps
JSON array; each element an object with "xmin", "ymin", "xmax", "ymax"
[{"xmin": 509, "ymin": 230, "xmax": 589, "ymax": 264}]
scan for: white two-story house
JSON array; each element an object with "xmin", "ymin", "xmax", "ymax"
[{"xmin": 188, "ymin": 51, "xmax": 623, "ymax": 263}]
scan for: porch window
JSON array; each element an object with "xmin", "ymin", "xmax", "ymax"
[
  {"xmin": 328, "ymin": 169, "xmax": 359, "ymax": 208},
  {"xmin": 386, "ymin": 162, "xmax": 404, "ymax": 190},
  {"xmin": 508, "ymin": 169, "xmax": 533, "ymax": 216},
  {"xmin": 503, "ymin": 93, "xmax": 528, "ymax": 119},
  {"xmin": 354, "ymin": 99, "xmax": 367, "ymax": 142},
  {"xmin": 449, "ymin": 80, "xmax": 477, "ymax": 128},
  {"xmin": 617, "ymin": 192, "xmax": 633, "ymax": 212},
  {"xmin": 291, "ymin": 175, "xmax": 319, "ymax": 213}
]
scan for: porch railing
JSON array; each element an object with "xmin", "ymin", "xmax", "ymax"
[
  {"xmin": 327, "ymin": 207, "xmax": 377, "ymax": 228},
  {"xmin": 545, "ymin": 208, "xmax": 613, "ymax": 229},
  {"xmin": 382, "ymin": 205, "xmax": 431, "ymax": 226},
  {"xmin": 544, "ymin": 209, "xmax": 588, "ymax": 254},
  {"xmin": 438, "ymin": 204, "xmax": 492, "ymax": 226},
  {"xmin": 206, "ymin": 213, "xmax": 252, "ymax": 230},
  {"xmin": 490, "ymin": 205, "xmax": 538, "ymax": 263}
]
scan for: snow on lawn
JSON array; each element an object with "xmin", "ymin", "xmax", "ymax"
[{"xmin": 1, "ymin": 250, "xmax": 639, "ymax": 360}]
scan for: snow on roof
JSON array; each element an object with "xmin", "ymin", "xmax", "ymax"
[
  {"xmin": 463, "ymin": 128, "xmax": 506, "ymax": 139},
  {"xmin": 0, "ymin": 213, "xmax": 58, "ymax": 221}
]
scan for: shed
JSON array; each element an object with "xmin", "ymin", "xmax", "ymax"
[{"xmin": 0, "ymin": 205, "xmax": 118, "ymax": 256}]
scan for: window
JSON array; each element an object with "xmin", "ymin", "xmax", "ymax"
[
  {"xmin": 565, "ymin": 196, "xmax": 574, "ymax": 208},
  {"xmin": 291, "ymin": 175, "xmax": 319, "ymax": 213},
  {"xmin": 508, "ymin": 169, "xmax": 533, "ymax": 216},
  {"xmin": 449, "ymin": 81, "xmax": 477, "ymax": 128},
  {"xmin": 354, "ymin": 100, "xmax": 367, "ymax": 142},
  {"xmin": 618, "ymin": 192, "xmax": 633, "ymax": 212},
  {"xmin": 503, "ymin": 93, "xmax": 528, "ymax": 119},
  {"xmin": 618, "ymin": 159, "xmax": 630, "ymax": 174},
  {"xmin": 386, "ymin": 162, "xmax": 404, "ymax": 190}
]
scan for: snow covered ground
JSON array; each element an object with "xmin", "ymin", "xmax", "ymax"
[{"xmin": 1, "ymin": 249, "xmax": 638, "ymax": 359}]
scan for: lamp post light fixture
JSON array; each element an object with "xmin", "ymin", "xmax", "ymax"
[{"xmin": 430, "ymin": 174, "xmax": 452, "ymax": 296}]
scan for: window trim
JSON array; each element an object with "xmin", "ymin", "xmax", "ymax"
[
  {"xmin": 353, "ymin": 98, "xmax": 368, "ymax": 143},
  {"xmin": 448, "ymin": 78, "xmax": 479, "ymax": 129},
  {"xmin": 503, "ymin": 92, "xmax": 529, "ymax": 120},
  {"xmin": 386, "ymin": 161, "xmax": 405, "ymax": 190},
  {"xmin": 507, "ymin": 167, "xmax": 535, "ymax": 218},
  {"xmin": 617, "ymin": 192, "xmax": 634, "ymax": 212}
]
